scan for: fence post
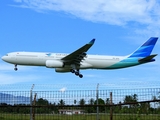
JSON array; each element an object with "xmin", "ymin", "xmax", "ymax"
[
  {"xmin": 96, "ymin": 83, "xmax": 99, "ymax": 120},
  {"xmin": 110, "ymin": 92, "xmax": 113, "ymax": 120},
  {"xmin": 30, "ymin": 84, "xmax": 35, "ymax": 120},
  {"xmin": 32, "ymin": 93, "xmax": 37, "ymax": 120}
]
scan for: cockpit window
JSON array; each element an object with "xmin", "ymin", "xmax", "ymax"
[{"xmin": 6, "ymin": 54, "xmax": 8, "ymax": 56}]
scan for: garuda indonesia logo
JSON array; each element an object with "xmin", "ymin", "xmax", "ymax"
[{"xmin": 46, "ymin": 53, "xmax": 52, "ymax": 56}]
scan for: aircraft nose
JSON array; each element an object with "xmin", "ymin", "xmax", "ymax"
[{"xmin": 2, "ymin": 56, "xmax": 7, "ymax": 61}]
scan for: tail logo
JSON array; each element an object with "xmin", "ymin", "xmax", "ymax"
[{"xmin": 129, "ymin": 37, "xmax": 158, "ymax": 58}]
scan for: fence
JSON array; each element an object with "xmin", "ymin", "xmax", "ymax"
[{"xmin": 0, "ymin": 84, "xmax": 160, "ymax": 120}]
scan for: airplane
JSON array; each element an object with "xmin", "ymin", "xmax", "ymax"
[{"xmin": 1, "ymin": 37, "xmax": 158, "ymax": 78}]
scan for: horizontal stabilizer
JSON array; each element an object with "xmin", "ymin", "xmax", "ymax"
[{"xmin": 138, "ymin": 54, "xmax": 158, "ymax": 63}]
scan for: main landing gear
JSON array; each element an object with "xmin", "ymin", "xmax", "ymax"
[
  {"xmin": 70, "ymin": 69, "xmax": 83, "ymax": 78},
  {"xmin": 14, "ymin": 64, "xmax": 18, "ymax": 71}
]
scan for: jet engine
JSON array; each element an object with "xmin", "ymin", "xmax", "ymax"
[
  {"xmin": 46, "ymin": 60, "xmax": 64, "ymax": 68},
  {"xmin": 55, "ymin": 68, "xmax": 70, "ymax": 73}
]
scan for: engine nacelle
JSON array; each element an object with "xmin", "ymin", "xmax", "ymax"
[
  {"xmin": 46, "ymin": 60, "xmax": 63, "ymax": 68},
  {"xmin": 55, "ymin": 68, "xmax": 70, "ymax": 73}
]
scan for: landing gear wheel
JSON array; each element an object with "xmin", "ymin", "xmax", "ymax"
[
  {"xmin": 70, "ymin": 69, "xmax": 75, "ymax": 73},
  {"xmin": 14, "ymin": 68, "xmax": 18, "ymax": 71},
  {"xmin": 75, "ymin": 71, "xmax": 79, "ymax": 76},
  {"xmin": 79, "ymin": 74, "xmax": 83, "ymax": 78}
]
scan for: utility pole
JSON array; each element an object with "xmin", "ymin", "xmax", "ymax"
[{"xmin": 96, "ymin": 83, "xmax": 99, "ymax": 120}]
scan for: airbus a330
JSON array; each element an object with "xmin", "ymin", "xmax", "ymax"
[{"xmin": 2, "ymin": 37, "xmax": 158, "ymax": 78}]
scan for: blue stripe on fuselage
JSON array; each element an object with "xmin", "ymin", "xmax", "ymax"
[{"xmin": 105, "ymin": 58, "xmax": 140, "ymax": 69}]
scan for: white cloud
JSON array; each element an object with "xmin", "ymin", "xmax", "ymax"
[
  {"xmin": 11, "ymin": 0, "xmax": 160, "ymax": 37},
  {"xmin": 12, "ymin": 0, "xmax": 160, "ymax": 25},
  {"xmin": 59, "ymin": 87, "xmax": 67, "ymax": 92}
]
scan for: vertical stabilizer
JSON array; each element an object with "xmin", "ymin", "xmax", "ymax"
[{"xmin": 129, "ymin": 37, "xmax": 158, "ymax": 58}]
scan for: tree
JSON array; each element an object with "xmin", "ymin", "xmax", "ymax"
[
  {"xmin": 113, "ymin": 101, "xmax": 122, "ymax": 113},
  {"xmin": 158, "ymin": 92, "xmax": 160, "ymax": 109},
  {"xmin": 106, "ymin": 98, "xmax": 110, "ymax": 105},
  {"xmin": 74, "ymin": 99, "xmax": 77, "ymax": 105},
  {"xmin": 124, "ymin": 94, "xmax": 138, "ymax": 106},
  {"xmin": 36, "ymin": 98, "xmax": 49, "ymax": 105},
  {"xmin": 152, "ymin": 94, "xmax": 160, "ymax": 111},
  {"xmin": 139, "ymin": 102, "xmax": 150, "ymax": 114},
  {"xmin": 87, "ymin": 98, "xmax": 95, "ymax": 113},
  {"xmin": 94, "ymin": 98, "xmax": 105, "ymax": 112},
  {"xmin": 59, "ymin": 99, "xmax": 65, "ymax": 106},
  {"xmin": 51, "ymin": 102, "xmax": 58, "ymax": 114},
  {"xmin": 89, "ymin": 98, "xmax": 94, "ymax": 105},
  {"xmin": 79, "ymin": 98, "xmax": 85, "ymax": 105},
  {"xmin": 105, "ymin": 98, "xmax": 110, "ymax": 113},
  {"xmin": 123, "ymin": 94, "xmax": 138, "ymax": 113},
  {"xmin": 153, "ymin": 92, "xmax": 160, "ymax": 105},
  {"xmin": 36, "ymin": 98, "xmax": 51, "ymax": 113}
]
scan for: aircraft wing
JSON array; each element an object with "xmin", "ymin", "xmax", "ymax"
[{"xmin": 61, "ymin": 39, "xmax": 95, "ymax": 66}]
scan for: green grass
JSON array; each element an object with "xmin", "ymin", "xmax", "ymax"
[{"xmin": 0, "ymin": 114, "xmax": 160, "ymax": 120}]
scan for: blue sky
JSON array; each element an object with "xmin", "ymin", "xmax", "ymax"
[{"xmin": 0, "ymin": 0, "xmax": 160, "ymax": 89}]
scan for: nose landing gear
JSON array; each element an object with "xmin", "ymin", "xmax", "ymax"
[{"xmin": 14, "ymin": 64, "xmax": 18, "ymax": 71}]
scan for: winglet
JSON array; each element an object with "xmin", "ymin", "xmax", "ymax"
[{"xmin": 89, "ymin": 38, "xmax": 95, "ymax": 44}]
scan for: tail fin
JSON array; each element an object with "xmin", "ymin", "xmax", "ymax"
[{"xmin": 129, "ymin": 37, "xmax": 158, "ymax": 58}]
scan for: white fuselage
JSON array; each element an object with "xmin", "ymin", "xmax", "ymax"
[{"xmin": 2, "ymin": 51, "xmax": 141, "ymax": 71}]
